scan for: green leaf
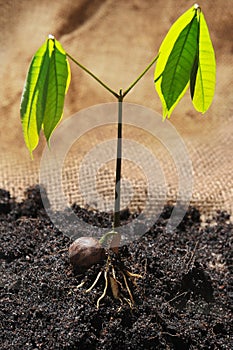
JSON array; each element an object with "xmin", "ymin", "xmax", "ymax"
[
  {"xmin": 190, "ymin": 12, "xmax": 216, "ymax": 113},
  {"xmin": 20, "ymin": 36, "xmax": 70, "ymax": 155},
  {"xmin": 154, "ymin": 5, "xmax": 199, "ymax": 118},
  {"xmin": 20, "ymin": 41, "xmax": 50, "ymax": 153},
  {"xmin": 43, "ymin": 39, "xmax": 71, "ymax": 142}
]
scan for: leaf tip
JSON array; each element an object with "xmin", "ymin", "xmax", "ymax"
[
  {"xmin": 48, "ymin": 34, "xmax": 55, "ymax": 40},
  {"xmin": 193, "ymin": 3, "xmax": 200, "ymax": 10},
  {"xmin": 30, "ymin": 151, "xmax": 34, "ymax": 160}
]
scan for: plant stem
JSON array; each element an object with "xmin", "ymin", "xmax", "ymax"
[
  {"xmin": 111, "ymin": 90, "xmax": 123, "ymax": 253},
  {"xmin": 66, "ymin": 50, "xmax": 159, "ymax": 253},
  {"xmin": 122, "ymin": 53, "xmax": 159, "ymax": 98},
  {"xmin": 66, "ymin": 52, "xmax": 119, "ymax": 99},
  {"xmin": 114, "ymin": 90, "xmax": 123, "ymax": 227}
]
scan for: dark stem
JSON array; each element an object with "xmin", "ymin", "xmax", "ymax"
[
  {"xmin": 111, "ymin": 90, "xmax": 123, "ymax": 252},
  {"xmin": 114, "ymin": 90, "xmax": 123, "ymax": 228}
]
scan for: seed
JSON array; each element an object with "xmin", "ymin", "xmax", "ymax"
[{"xmin": 69, "ymin": 237, "xmax": 105, "ymax": 270}]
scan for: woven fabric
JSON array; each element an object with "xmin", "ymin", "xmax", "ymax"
[{"xmin": 0, "ymin": 0, "xmax": 232, "ymax": 219}]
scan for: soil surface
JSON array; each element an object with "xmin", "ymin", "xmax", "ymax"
[{"xmin": 1, "ymin": 186, "xmax": 232, "ymax": 349}]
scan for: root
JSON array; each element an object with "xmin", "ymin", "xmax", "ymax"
[
  {"xmin": 121, "ymin": 271, "xmax": 134, "ymax": 307},
  {"xmin": 76, "ymin": 281, "xmax": 85, "ymax": 289},
  {"xmin": 85, "ymin": 271, "xmax": 102, "ymax": 293},
  {"xmin": 75, "ymin": 254, "xmax": 142, "ymax": 308},
  {"xmin": 97, "ymin": 270, "xmax": 108, "ymax": 309}
]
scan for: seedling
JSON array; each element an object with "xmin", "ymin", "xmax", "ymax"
[{"xmin": 20, "ymin": 4, "xmax": 216, "ymax": 307}]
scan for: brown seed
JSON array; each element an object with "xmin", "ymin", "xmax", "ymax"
[{"xmin": 69, "ymin": 237, "xmax": 105, "ymax": 269}]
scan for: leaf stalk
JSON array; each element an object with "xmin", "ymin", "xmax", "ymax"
[
  {"xmin": 66, "ymin": 52, "xmax": 119, "ymax": 99},
  {"xmin": 122, "ymin": 54, "xmax": 159, "ymax": 97}
]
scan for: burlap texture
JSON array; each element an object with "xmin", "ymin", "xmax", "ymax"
[{"xmin": 0, "ymin": 0, "xmax": 232, "ymax": 219}]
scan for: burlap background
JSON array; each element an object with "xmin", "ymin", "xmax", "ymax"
[{"xmin": 0, "ymin": 0, "xmax": 232, "ymax": 219}]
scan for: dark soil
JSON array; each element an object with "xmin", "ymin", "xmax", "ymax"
[{"xmin": 1, "ymin": 186, "xmax": 232, "ymax": 349}]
